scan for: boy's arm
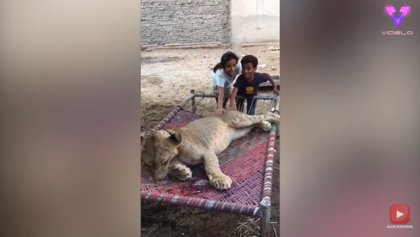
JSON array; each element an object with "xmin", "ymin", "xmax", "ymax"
[
  {"xmin": 229, "ymin": 87, "xmax": 238, "ymax": 110},
  {"xmin": 262, "ymin": 73, "xmax": 279, "ymax": 94}
]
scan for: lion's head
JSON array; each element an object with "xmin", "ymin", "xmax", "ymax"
[{"xmin": 141, "ymin": 129, "xmax": 182, "ymax": 180}]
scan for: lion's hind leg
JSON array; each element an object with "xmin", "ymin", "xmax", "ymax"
[{"xmin": 223, "ymin": 112, "xmax": 276, "ymax": 130}]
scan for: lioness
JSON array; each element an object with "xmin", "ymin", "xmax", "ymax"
[{"xmin": 141, "ymin": 110, "xmax": 279, "ymax": 190}]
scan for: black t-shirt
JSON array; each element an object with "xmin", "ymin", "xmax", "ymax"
[{"xmin": 233, "ymin": 72, "xmax": 268, "ymax": 99}]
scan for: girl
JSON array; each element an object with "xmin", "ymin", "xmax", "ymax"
[{"xmin": 211, "ymin": 51, "xmax": 241, "ymax": 115}]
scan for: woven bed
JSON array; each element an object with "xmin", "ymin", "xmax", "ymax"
[{"xmin": 141, "ymin": 93, "xmax": 279, "ymax": 236}]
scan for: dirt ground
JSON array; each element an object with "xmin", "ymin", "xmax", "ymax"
[{"xmin": 141, "ymin": 43, "xmax": 280, "ymax": 237}]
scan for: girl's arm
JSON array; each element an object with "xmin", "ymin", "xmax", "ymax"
[
  {"xmin": 216, "ymin": 87, "xmax": 225, "ymax": 115},
  {"xmin": 229, "ymin": 87, "xmax": 238, "ymax": 110}
]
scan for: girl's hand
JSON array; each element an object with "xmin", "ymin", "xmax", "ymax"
[{"xmin": 215, "ymin": 108, "xmax": 224, "ymax": 116}]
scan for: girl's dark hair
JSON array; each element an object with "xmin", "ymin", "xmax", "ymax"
[{"xmin": 213, "ymin": 51, "xmax": 239, "ymax": 73}]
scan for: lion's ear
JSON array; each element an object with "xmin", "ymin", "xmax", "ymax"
[{"xmin": 168, "ymin": 132, "xmax": 182, "ymax": 146}]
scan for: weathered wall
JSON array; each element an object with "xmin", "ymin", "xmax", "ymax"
[
  {"xmin": 140, "ymin": 0, "xmax": 230, "ymax": 46},
  {"xmin": 230, "ymin": 0, "xmax": 280, "ymax": 44}
]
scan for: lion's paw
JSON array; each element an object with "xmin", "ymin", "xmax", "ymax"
[
  {"xmin": 169, "ymin": 164, "xmax": 192, "ymax": 181},
  {"xmin": 259, "ymin": 121, "xmax": 272, "ymax": 132},
  {"xmin": 209, "ymin": 173, "xmax": 232, "ymax": 190}
]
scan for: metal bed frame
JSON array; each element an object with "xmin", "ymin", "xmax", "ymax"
[{"xmin": 142, "ymin": 90, "xmax": 280, "ymax": 236}]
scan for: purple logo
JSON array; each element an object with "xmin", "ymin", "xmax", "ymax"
[{"xmin": 385, "ymin": 5, "xmax": 411, "ymax": 28}]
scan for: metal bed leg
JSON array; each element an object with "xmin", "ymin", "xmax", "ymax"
[
  {"xmin": 272, "ymin": 96, "xmax": 280, "ymax": 137},
  {"xmin": 260, "ymin": 197, "xmax": 271, "ymax": 237},
  {"xmin": 190, "ymin": 89, "xmax": 196, "ymax": 114}
]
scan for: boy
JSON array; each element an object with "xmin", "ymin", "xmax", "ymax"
[{"xmin": 229, "ymin": 55, "xmax": 279, "ymax": 115}]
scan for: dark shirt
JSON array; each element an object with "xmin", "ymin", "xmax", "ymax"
[{"xmin": 233, "ymin": 72, "xmax": 268, "ymax": 99}]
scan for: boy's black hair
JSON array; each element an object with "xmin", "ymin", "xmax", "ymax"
[
  {"xmin": 241, "ymin": 55, "xmax": 258, "ymax": 68},
  {"xmin": 213, "ymin": 51, "xmax": 239, "ymax": 73}
]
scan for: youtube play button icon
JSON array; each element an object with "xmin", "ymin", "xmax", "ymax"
[{"xmin": 390, "ymin": 204, "xmax": 410, "ymax": 224}]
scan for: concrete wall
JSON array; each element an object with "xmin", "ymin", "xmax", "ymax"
[
  {"xmin": 141, "ymin": 0, "xmax": 230, "ymax": 46},
  {"xmin": 230, "ymin": 0, "xmax": 280, "ymax": 44}
]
